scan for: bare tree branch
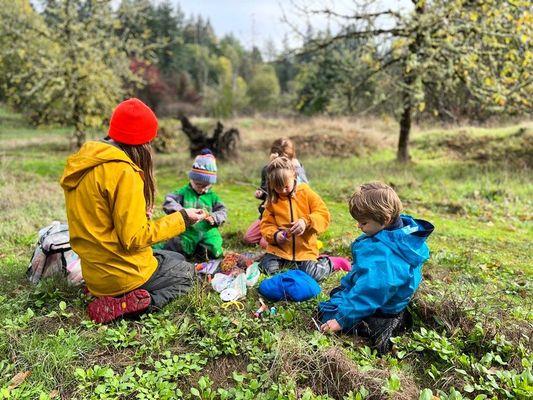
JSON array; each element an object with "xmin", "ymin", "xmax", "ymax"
[
  {"xmin": 279, "ymin": 1, "xmax": 307, "ymax": 41},
  {"xmin": 295, "ymin": 27, "xmax": 406, "ymax": 57},
  {"xmin": 305, "ymin": 8, "xmax": 402, "ymax": 21}
]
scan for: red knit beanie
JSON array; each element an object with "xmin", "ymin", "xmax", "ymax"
[{"xmin": 108, "ymin": 98, "xmax": 158, "ymax": 145}]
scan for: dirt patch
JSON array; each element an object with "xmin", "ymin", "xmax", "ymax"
[
  {"xmin": 271, "ymin": 333, "xmax": 419, "ymax": 399},
  {"xmin": 84, "ymin": 347, "xmax": 137, "ymax": 370},
  {"xmin": 288, "ymin": 133, "xmax": 379, "ymax": 158},
  {"xmin": 415, "ymin": 127, "xmax": 533, "ymax": 168},
  {"xmin": 406, "ymin": 199, "xmax": 468, "ymax": 216},
  {"xmin": 181, "ymin": 356, "xmax": 249, "ymax": 391},
  {"xmin": 413, "ymin": 289, "xmax": 478, "ymax": 335},
  {"xmin": 250, "ymin": 132, "xmax": 380, "ymax": 158},
  {"xmin": 32, "ymin": 309, "xmax": 85, "ymax": 336}
]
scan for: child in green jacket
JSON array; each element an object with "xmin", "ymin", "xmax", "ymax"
[{"xmin": 162, "ymin": 150, "xmax": 227, "ymax": 260}]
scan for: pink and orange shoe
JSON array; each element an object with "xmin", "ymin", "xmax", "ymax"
[{"xmin": 87, "ymin": 289, "xmax": 151, "ymax": 324}]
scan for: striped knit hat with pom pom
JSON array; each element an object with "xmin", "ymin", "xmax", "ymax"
[{"xmin": 189, "ymin": 149, "xmax": 217, "ymax": 184}]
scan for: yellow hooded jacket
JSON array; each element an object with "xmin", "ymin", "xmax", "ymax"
[
  {"xmin": 60, "ymin": 141, "xmax": 187, "ymax": 297},
  {"xmin": 260, "ymin": 183, "xmax": 330, "ymax": 261}
]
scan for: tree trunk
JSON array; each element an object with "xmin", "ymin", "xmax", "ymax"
[
  {"xmin": 346, "ymin": 89, "xmax": 354, "ymax": 113},
  {"xmin": 64, "ymin": 0, "xmax": 86, "ymax": 150},
  {"xmin": 396, "ymin": 0, "xmax": 425, "ymax": 163},
  {"xmin": 397, "ymin": 99, "xmax": 412, "ymax": 162},
  {"xmin": 74, "ymin": 128, "xmax": 85, "ymax": 149},
  {"xmin": 71, "ymin": 113, "xmax": 85, "ymax": 150},
  {"xmin": 73, "ymin": 99, "xmax": 85, "ymax": 149}
]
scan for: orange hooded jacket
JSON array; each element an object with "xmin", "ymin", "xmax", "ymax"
[{"xmin": 260, "ymin": 183, "xmax": 330, "ymax": 261}]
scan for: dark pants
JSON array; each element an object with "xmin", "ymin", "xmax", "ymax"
[
  {"xmin": 139, "ymin": 250, "xmax": 196, "ymax": 310},
  {"xmin": 320, "ymin": 286, "xmax": 413, "ymax": 355},
  {"xmin": 352, "ymin": 310, "xmax": 412, "ymax": 355},
  {"xmin": 259, "ymin": 253, "xmax": 333, "ymax": 281}
]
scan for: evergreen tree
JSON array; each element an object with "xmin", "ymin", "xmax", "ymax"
[
  {"xmin": 148, "ymin": 1, "xmax": 185, "ymax": 73},
  {"xmin": 274, "ymin": 35, "xmax": 298, "ymax": 93}
]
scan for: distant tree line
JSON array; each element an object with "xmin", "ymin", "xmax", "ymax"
[{"xmin": 0, "ymin": 0, "xmax": 530, "ymax": 156}]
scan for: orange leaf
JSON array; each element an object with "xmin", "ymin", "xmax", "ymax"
[{"xmin": 8, "ymin": 371, "xmax": 31, "ymax": 390}]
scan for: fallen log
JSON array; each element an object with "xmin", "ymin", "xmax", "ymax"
[{"xmin": 180, "ymin": 116, "xmax": 240, "ymax": 160}]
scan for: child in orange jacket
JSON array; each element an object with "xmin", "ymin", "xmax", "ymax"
[
  {"xmin": 259, "ymin": 157, "xmax": 332, "ymax": 281},
  {"xmin": 244, "ymin": 137, "xmax": 309, "ymax": 248}
]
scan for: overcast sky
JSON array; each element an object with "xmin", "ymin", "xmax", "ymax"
[
  {"xmin": 32, "ymin": 0, "xmax": 414, "ymax": 53},
  {"xmin": 169, "ymin": 0, "xmax": 414, "ymax": 53}
]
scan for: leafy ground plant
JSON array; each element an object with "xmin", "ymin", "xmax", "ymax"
[{"xmin": 0, "ymin": 106, "xmax": 531, "ymax": 399}]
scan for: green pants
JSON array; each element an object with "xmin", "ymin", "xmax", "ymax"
[{"xmin": 163, "ymin": 223, "xmax": 223, "ymax": 259}]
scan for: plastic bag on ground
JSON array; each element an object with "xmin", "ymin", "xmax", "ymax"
[
  {"xmin": 211, "ymin": 273, "xmax": 234, "ymax": 293},
  {"xmin": 245, "ymin": 262, "xmax": 260, "ymax": 287},
  {"xmin": 221, "ymin": 273, "xmax": 247, "ymax": 301}
]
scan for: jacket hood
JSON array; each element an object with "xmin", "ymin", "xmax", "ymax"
[
  {"xmin": 372, "ymin": 214, "xmax": 434, "ymax": 266},
  {"xmin": 60, "ymin": 141, "xmax": 140, "ymax": 190}
]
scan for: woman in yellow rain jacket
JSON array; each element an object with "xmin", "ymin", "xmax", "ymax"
[
  {"xmin": 260, "ymin": 157, "xmax": 333, "ymax": 281},
  {"xmin": 60, "ymin": 98, "xmax": 206, "ymax": 323}
]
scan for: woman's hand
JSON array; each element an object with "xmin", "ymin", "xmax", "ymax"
[
  {"xmin": 289, "ymin": 218, "xmax": 306, "ymax": 236},
  {"xmin": 320, "ymin": 319, "xmax": 342, "ymax": 333},
  {"xmin": 146, "ymin": 205, "xmax": 154, "ymax": 220},
  {"xmin": 185, "ymin": 208, "xmax": 207, "ymax": 223}
]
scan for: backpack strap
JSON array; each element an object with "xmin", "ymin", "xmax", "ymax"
[
  {"xmin": 45, "ymin": 243, "xmax": 72, "ymax": 255},
  {"xmin": 59, "ymin": 251, "xmax": 68, "ymax": 275}
]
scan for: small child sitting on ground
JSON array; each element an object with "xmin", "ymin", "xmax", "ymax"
[
  {"xmin": 318, "ymin": 182, "xmax": 434, "ymax": 354},
  {"xmin": 162, "ymin": 149, "xmax": 227, "ymax": 260},
  {"xmin": 259, "ymin": 156, "xmax": 332, "ymax": 281},
  {"xmin": 244, "ymin": 137, "xmax": 308, "ymax": 248}
]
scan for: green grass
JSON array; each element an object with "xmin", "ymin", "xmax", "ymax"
[{"xmin": 0, "ymin": 104, "xmax": 531, "ymax": 399}]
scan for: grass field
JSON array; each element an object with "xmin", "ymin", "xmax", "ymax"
[{"xmin": 0, "ymin": 105, "xmax": 531, "ymax": 399}]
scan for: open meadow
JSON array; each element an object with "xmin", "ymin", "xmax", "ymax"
[{"xmin": 0, "ymin": 105, "xmax": 532, "ymax": 399}]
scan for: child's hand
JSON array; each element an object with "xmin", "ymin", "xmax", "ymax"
[
  {"xmin": 289, "ymin": 218, "xmax": 306, "ymax": 236},
  {"xmin": 206, "ymin": 214, "xmax": 215, "ymax": 225},
  {"xmin": 276, "ymin": 230, "xmax": 289, "ymax": 244},
  {"xmin": 185, "ymin": 208, "xmax": 207, "ymax": 223},
  {"xmin": 320, "ymin": 319, "xmax": 342, "ymax": 333},
  {"xmin": 254, "ymin": 189, "xmax": 264, "ymax": 199}
]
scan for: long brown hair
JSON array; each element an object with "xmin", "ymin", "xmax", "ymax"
[
  {"xmin": 270, "ymin": 137, "xmax": 295, "ymax": 160},
  {"xmin": 117, "ymin": 142, "xmax": 156, "ymax": 209},
  {"xmin": 266, "ymin": 156, "xmax": 296, "ymax": 204}
]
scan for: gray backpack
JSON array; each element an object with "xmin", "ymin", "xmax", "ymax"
[{"xmin": 27, "ymin": 221, "xmax": 83, "ymax": 285}]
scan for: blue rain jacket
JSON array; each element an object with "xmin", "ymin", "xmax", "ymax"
[{"xmin": 318, "ymin": 215, "xmax": 434, "ymax": 329}]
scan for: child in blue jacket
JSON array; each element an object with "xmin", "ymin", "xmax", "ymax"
[{"xmin": 318, "ymin": 182, "xmax": 434, "ymax": 354}]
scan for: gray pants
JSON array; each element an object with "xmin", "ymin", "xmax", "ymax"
[
  {"xmin": 139, "ymin": 250, "xmax": 196, "ymax": 310},
  {"xmin": 259, "ymin": 253, "xmax": 332, "ymax": 281}
]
